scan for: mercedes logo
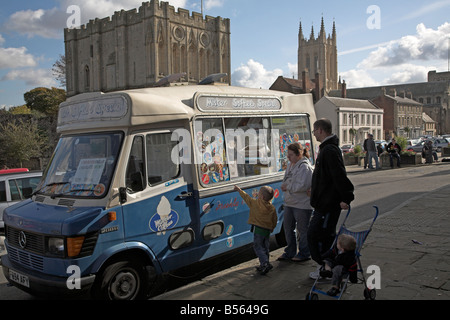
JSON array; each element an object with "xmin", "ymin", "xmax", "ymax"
[{"xmin": 19, "ymin": 231, "xmax": 27, "ymax": 249}]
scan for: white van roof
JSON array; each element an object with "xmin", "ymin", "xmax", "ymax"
[{"xmin": 57, "ymin": 85, "xmax": 314, "ymax": 133}]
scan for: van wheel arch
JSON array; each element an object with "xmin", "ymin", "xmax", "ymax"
[{"xmin": 91, "ymin": 249, "xmax": 157, "ymax": 300}]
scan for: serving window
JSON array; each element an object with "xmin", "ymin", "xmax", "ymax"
[{"xmin": 193, "ymin": 115, "xmax": 313, "ymax": 187}]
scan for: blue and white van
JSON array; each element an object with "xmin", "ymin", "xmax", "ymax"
[{"xmin": 1, "ymin": 85, "xmax": 316, "ymax": 299}]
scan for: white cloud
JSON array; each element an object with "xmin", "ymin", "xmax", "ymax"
[
  {"xmin": 5, "ymin": 8, "xmax": 65, "ymax": 39},
  {"xmin": 3, "ymin": 0, "xmax": 188, "ymax": 39},
  {"xmin": 382, "ymin": 64, "xmax": 430, "ymax": 84},
  {"xmin": 205, "ymin": 0, "xmax": 225, "ymax": 10},
  {"xmin": 231, "ymin": 59, "xmax": 283, "ymax": 89},
  {"xmin": 0, "ymin": 47, "xmax": 37, "ymax": 69},
  {"xmin": 341, "ymin": 22, "xmax": 450, "ymax": 88},
  {"xmin": 0, "ymin": 34, "xmax": 4, "ymax": 46},
  {"xmin": 1, "ymin": 68, "xmax": 56, "ymax": 87},
  {"xmin": 287, "ymin": 62, "xmax": 298, "ymax": 78},
  {"xmin": 359, "ymin": 22, "xmax": 450, "ymax": 69},
  {"xmin": 340, "ymin": 69, "xmax": 379, "ymax": 88}
]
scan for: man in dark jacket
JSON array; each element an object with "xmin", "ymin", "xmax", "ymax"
[
  {"xmin": 307, "ymin": 119, "xmax": 355, "ymax": 279},
  {"xmin": 386, "ymin": 138, "xmax": 401, "ymax": 168}
]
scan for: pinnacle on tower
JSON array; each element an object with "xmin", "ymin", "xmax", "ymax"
[
  {"xmin": 309, "ymin": 25, "xmax": 315, "ymax": 40},
  {"xmin": 320, "ymin": 16, "xmax": 326, "ymax": 38},
  {"xmin": 332, "ymin": 20, "xmax": 336, "ymax": 38},
  {"xmin": 299, "ymin": 20, "xmax": 304, "ymax": 40}
]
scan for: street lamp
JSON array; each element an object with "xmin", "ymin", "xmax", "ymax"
[{"xmin": 349, "ymin": 112, "xmax": 357, "ymax": 145}]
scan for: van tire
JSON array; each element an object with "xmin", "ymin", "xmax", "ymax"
[{"xmin": 92, "ymin": 260, "xmax": 149, "ymax": 300}]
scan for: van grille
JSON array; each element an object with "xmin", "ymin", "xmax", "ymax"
[
  {"xmin": 7, "ymin": 246, "xmax": 44, "ymax": 272},
  {"xmin": 6, "ymin": 226, "xmax": 45, "ymax": 255},
  {"xmin": 5, "ymin": 226, "xmax": 98, "ymax": 258}
]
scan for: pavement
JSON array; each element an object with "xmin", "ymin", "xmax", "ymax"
[
  {"xmin": 1, "ymin": 162, "xmax": 449, "ymax": 302},
  {"xmin": 152, "ymin": 162, "xmax": 450, "ymax": 301}
]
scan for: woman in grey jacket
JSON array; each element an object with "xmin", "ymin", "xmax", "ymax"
[{"xmin": 278, "ymin": 143, "xmax": 314, "ymax": 262}]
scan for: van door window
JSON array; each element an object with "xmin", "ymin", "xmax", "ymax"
[
  {"xmin": 126, "ymin": 136, "xmax": 146, "ymax": 193},
  {"xmin": 146, "ymin": 132, "xmax": 179, "ymax": 185}
]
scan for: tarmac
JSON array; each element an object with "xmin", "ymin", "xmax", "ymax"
[
  {"xmin": 0, "ymin": 163, "xmax": 449, "ymax": 302},
  {"xmin": 152, "ymin": 163, "xmax": 450, "ymax": 301}
]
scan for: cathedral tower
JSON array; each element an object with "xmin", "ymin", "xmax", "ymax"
[{"xmin": 298, "ymin": 18, "xmax": 338, "ymax": 96}]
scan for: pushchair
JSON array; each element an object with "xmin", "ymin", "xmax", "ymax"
[{"xmin": 305, "ymin": 206, "xmax": 379, "ymax": 300}]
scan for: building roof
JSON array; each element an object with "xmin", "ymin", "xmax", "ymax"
[
  {"xmin": 269, "ymin": 76, "xmax": 306, "ymax": 94},
  {"xmin": 383, "ymin": 94, "xmax": 423, "ymax": 106},
  {"xmin": 320, "ymin": 96, "xmax": 379, "ymax": 110},
  {"xmin": 329, "ymin": 81, "xmax": 449, "ymax": 100},
  {"xmin": 422, "ymin": 112, "xmax": 435, "ymax": 123}
]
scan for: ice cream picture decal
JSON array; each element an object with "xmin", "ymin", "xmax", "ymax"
[{"xmin": 149, "ymin": 196, "xmax": 179, "ymax": 235}]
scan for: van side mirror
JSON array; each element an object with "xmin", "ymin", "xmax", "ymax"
[{"xmin": 119, "ymin": 187, "xmax": 127, "ymax": 204}]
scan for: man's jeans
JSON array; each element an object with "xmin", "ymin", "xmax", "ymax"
[
  {"xmin": 307, "ymin": 209, "xmax": 341, "ymax": 265},
  {"xmin": 389, "ymin": 153, "xmax": 401, "ymax": 167},
  {"xmin": 368, "ymin": 151, "xmax": 380, "ymax": 169},
  {"xmin": 283, "ymin": 206, "xmax": 313, "ymax": 259}
]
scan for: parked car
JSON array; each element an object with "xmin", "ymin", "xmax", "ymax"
[
  {"xmin": 0, "ymin": 170, "xmax": 42, "ymax": 230},
  {"xmin": 433, "ymin": 138, "xmax": 450, "ymax": 152},
  {"xmin": 341, "ymin": 144, "xmax": 354, "ymax": 153},
  {"xmin": 375, "ymin": 140, "xmax": 387, "ymax": 150},
  {"xmin": 407, "ymin": 139, "xmax": 421, "ymax": 147},
  {"xmin": 407, "ymin": 140, "xmax": 440, "ymax": 153}
]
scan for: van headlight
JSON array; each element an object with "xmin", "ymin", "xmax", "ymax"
[{"xmin": 47, "ymin": 237, "xmax": 65, "ymax": 256}]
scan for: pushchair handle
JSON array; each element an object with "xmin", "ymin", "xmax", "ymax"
[{"xmin": 341, "ymin": 205, "xmax": 379, "ymax": 229}]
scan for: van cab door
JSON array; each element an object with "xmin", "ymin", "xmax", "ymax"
[{"xmin": 121, "ymin": 130, "xmax": 195, "ymax": 270}]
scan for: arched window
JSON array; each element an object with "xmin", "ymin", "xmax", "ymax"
[{"xmin": 84, "ymin": 65, "xmax": 90, "ymax": 90}]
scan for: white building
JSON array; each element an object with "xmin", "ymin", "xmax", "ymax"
[{"xmin": 315, "ymin": 96, "xmax": 384, "ymax": 146}]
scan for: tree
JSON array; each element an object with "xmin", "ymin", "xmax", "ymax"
[
  {"xmin": 23, "ymin": 87, "xmax": 66, "ymax": 116},
  {"xmin": 9, "ymin": 105, "xmax": 32, "ymax": 115},
  {"xmin": 0, "ymin": 119, "xmax": 48, "ymax": 168},
  {"xmin": 52, "ymin": 54, "xmax": 66, "ymax": 88},
  {"xmin": 403, "ymin": 126, "xmax": 411, "ymax": 138}
]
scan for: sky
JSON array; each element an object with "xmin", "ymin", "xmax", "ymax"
[{"xmin": 1, "ymin": 0, "xmax": 450, "ymax": 108}]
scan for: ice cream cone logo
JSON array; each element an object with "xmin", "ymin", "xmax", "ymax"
[{"xmin": 149, "ymin": 196, "xmax": 179, "ymax": 235}]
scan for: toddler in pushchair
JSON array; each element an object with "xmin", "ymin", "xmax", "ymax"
[{"xmin": 320, "ymin": 234, "xmax": 357, "ymax": 296}]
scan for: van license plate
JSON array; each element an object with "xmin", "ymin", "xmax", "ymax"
[{"xmin": 9, "ymin": 269, "xmax": 30, "ymax": 288}]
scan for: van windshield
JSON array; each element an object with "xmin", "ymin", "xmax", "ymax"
[{"xmin": 37, "ymin": 132, "xmax": 124, "ymax": 198}]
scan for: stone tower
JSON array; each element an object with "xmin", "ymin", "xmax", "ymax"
[
  {"xmin": 298, "ymin": 18, "xmax": 338, "ymax": 96},
  {"xmin": 64, "ymin": 0, "xmax": 231, "ymax": 97}
]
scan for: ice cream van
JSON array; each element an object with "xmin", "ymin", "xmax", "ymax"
[{"xmin": 1, "ymin": 84, "xmax": 317, "ymax": 299}]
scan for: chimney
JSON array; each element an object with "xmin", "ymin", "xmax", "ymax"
[
  {"xmin": 389, "ymin": 88, "xmax": 397, "ymax": 97},
  {"xmin": 302, "ymin": 71, "xmax": 307, "ymax": 92},
  {"xmin": 315, "ymin": 72, "xmax": 321, "ymax": 100},
  {"xmin": 341, "ymin": 80, "xmax": 347, "ymax": 98},
  {"xmin": 407, "ymin": 91, "xmax": 413, "ymax": 99}
]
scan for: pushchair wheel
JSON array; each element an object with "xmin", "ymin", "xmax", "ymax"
[
  {"xmin": 364, "ymin": 288, "xmax": 376, "ymax": 300},
  {"xmin": 305, "ymin": 292, "xmax": 319, "ymax": 300}
]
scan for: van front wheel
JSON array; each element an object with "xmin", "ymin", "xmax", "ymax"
[{"xmin": 93, "ymin": 260, "xmax": 149, "ymax": 300}]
